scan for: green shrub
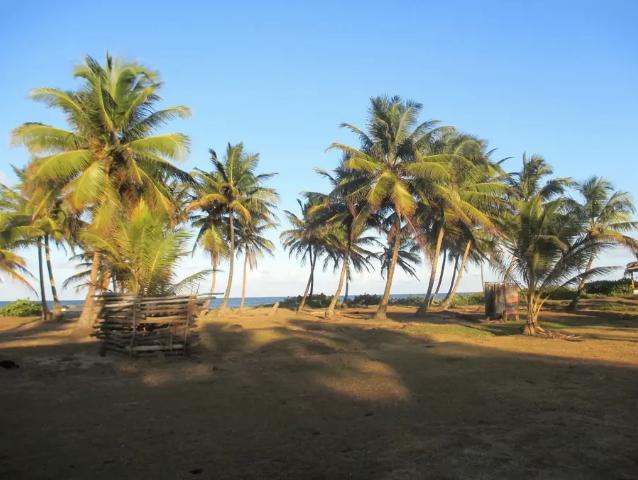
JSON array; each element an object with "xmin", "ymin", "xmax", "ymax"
[
  {"xmin": 390, "ymin": 295, "xmax": 426, "ymax": 306},
  {"xmin": 0, "ymin": 299, "xmax": 42, "ymax": 317},
  {"xmin": 584, "ymin": 278, "xmax": 632, "ymax": 296},
  {"xmin": 280, "ymin": 294, "xmax": 333, "ymax": 309},
  {"xmin": 450, "ymin": 292, "xmax": 484, "ymax": 307},
  {"xmin": 546, "ymin": 286, "xmax": 577, "ymax": 300},
  {"xmin": 347, "ymin": 294, "xmax": 381, "ymax": 306}
]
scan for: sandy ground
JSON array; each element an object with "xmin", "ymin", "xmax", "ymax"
[{"xmin": 0, "ymin": 299, "xmax": 637, "ymax": 479}]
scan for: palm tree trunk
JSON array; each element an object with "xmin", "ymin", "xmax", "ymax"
[
  {"xmin": 240, "ymin": 253, "xmax": 248, "ymax": 310},
  {"xmin": 326, "ymin": 251, "xmax": 349, "ymax": 318},
  {"xmin": 523, "ymin": 291, "xmax": 540, "ymax": 335},
  {"xmin": 480, "ymin": 261, "xmax": 485, "ymax": 289},
  {"xmin": 220, "ymin": 215, "xmax": 235, "ymax": 310},
  {"xmin": 37, "ymin": 238, "xmax": 49, "ymax": 321},
  {"xmin": 297, "ymin": 267, "xmax": 313, "ymax": 312},
  {"xmin": 433, "ymin": 248, "xmax": 447, "ymax": 299},
  {"xmin": 443, "ymin": 255, "xmax": 459, "ymax": 301},
  {"xmin": 43, "ymin": 235, "xmax": 62, "ymax": 319},
  {"xmin": 440, "ymin": 241, "xmax": 471, "ymax": 310},
  {"xmin": 417, "ymin": 225, "xmax": 445, "ymax": 314},
  {"xmin": 309, "ymin": 247, "xmax": 316, "ymax": 297},
  {"xmin": 568, "ymin": 254, "xmax": 594, "ymax": 311},
  {"xmin": 374, "ymin": 216, "xmax": 402, "ymax": 320},
  {"xmin": 341, "ymin": 267, "xmax": 350, "ymax": 307},
  {"xmin": 79, "ymin": 251, "xmax": 100, "ymax": 328},
  {"xmin": 207, "ymin": 255, "xmax": 217, "ymax": 309}
]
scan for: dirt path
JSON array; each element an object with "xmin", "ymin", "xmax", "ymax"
[{"xmin": 1, "ymin": 303, "xmax": 637, "ymax": 479}]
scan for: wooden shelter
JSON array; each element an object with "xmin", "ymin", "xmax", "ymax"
[
  {"xmin": 93, "ymin": 294, "xmax": 210, "ymax": 355},
  {"xmin": 484, "ymin": 283, "xmax": 519, "ymax": 320},
  {"xmin": 625, "ymin": 262, "xmax": 638, "ymax": 295}
]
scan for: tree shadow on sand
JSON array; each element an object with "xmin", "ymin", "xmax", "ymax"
[{"xmin": 0, "ymin": 315, "xmax": 637, "ymax": 479}]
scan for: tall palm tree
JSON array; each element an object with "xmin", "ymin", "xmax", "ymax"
[
  {"xmin": 237, "ymin": 218, "xmax": 276, "ymax": 310},
  {"xmin": 330, "ymin": 95, "xmax": 450, "ymax": 320},
  {"xmin": 280, "ymin": 196, "xmax": 329, "ymax": 312},
  {"xmin": 568, "ymin": 176, "xmax": 637, "ymax": 310},
  {"xmin": 188, "ymin": 144, "xmax": 278, "ymax": 310},
  {"xmin": 414, "ymin": 135, "xmax": 504, "ymax": 313},
  {"xmin": 12, "ymin": 54, "xmax": 191, "ymax": 326},
  {"xmin": 321, "ymin": 218, "xmax": 376, "ymax": 319},
  {"xmin": 190, "ymin": 202, "xmax": 228, "ymax": 307}
]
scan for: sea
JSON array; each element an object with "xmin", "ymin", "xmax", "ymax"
[{"xmin": 0, "ymin": 293, "xmax": 451, "ymax": 310}]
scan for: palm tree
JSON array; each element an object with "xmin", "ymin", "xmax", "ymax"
[
  {"xmin": 414, "ymin": 135, "xmax": 504, "ymax": 313},
  {"xmin": 330, "ymin": 95, "xmax": 450, "ymax": 320},
  {"xmin": 81, "ymin": 201, "xmax": 209, "ymax": 296},
  {"xmin": 280, "ymin": 196, "xmax": 329, "ymax": 312},
  {"xmin": 501, "ymin": 194, "xmax": 612, "ymax": 335},
  {"xmin": 190, "ymin": 201, "xmax": 228, "ymax": 307},
  {"xmin": 236, "ymin": 218, "xmax": 276, "ymax": 310},
  {"xmin": 0, "ymin": 182, "xmax": 46, "ymax": 317},
  {"xmin": 12, "ymin": 54, "xmax": 191, "ymax": 326},
  {"xmin": 377, "ymin": 227, "xmax": 421, "ymax": 279},
  {"xmin": 567, "ymin": 176, "xmax": 638, "ymax": 310},
  {"xmin": 507, "ymin": 153, "xmax": 572, "ymax": 202},
  {"xmin": 0, "ymin": 214, "xmax": 36, "ymax": 295},
  {"xmin": 321, "ymin": 218, "xmax": 376, "ymax": 319},
  {"xmin": 188, "ymin": 144, "xmax": 278, "ymax": 310}
]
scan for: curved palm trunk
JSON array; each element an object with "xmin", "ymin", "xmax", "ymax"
[
  {"xmin": 440, "ymin": 241, "xmax": 471, "ymax": 310},
  {"xmin": 443, "ymin": 255, "xmax": 459, "ymax": 302},
  {"xmin": 297, "ymin": 268, "xmax": 313, "ymax": 312},
  {"xmin": 297, "ymin": 247, "xmax": 313, "ymax": 312},
  {"xmin": 433, "ymin": 248, "xmax": 447, "ymax": 299},
  {"xmin": 79, "ymin": 251, "xmax": 101, "ymax": 328},
  {"xmin": 326, "ymin": 251, "xmax": 349, "ymax": 318},
  {"xmin": 44, "ymin": 235, "xmax": 62, "ymax": 319},
  {"xmin": 240, "ymin": 253, "xmax": 248, "ymax": 310},
  {"xmin": 340, "ymin": 265, "xmax": 350, "ymax": 307},
  {"xmin": 374, "ymin": 217, "xmax": 402, "ymax": 320},
  {"xmin": 220, "ymin": 215, "xmax": 235, "ymax": 310},
  {"xmin": 309, "ymin": 248, "xmax": 316, "ymax": 297},
  {"xmin": 37, "ymin": 238, "xmax": 49, "ymax": 321},
  {"xmin": 568, "ymin": 254, "xmax": 594, "ymax": 311},
  {"xmin": 207, "ymin": 255, "xmax": 218, "ymax": 309},
  {"xmin": 417, "ymin": 225, "xmax": 445, "ymax": 315}
]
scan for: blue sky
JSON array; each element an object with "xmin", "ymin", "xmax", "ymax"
[{"xmin": 1, "ymin": 1, "xmax": 637, "ymax": 300}]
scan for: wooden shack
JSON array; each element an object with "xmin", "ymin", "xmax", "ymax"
[
  {"xmin": 93, "ymin": 294, "xmax": 210, "ymax": 356},
  {"xmin": 484, "ymin": 283, "xmax": 519, "ymax": 320}
]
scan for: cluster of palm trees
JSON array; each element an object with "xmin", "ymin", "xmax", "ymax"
[
  {"xmin": 281, "ymin": 97, "xmax": 637, "ymax": 334},
  {"xmin": 1, "ymin": 55, "xmax": 636, "ymax": 336},
  {"xmin": 1, "ymin": 55, "xmax": 277, "ymax": 326}
]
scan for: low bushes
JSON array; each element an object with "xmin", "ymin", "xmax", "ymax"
[
  {"xmin": 0, "ymin": 299, "xmax": 42, "ymax": 317},
  {"xmin": 584, "ymin": 278, "xmax": 632, "ymax": 296},
  {"xmin": 450, "ymin": 292, "xmax": 484, "ymax": 306}
]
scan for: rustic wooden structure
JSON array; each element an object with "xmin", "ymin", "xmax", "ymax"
[
  {"xmin": 93, "ymin": 294, "xmax": 210, "ymax": 355},
  {"xmin": 484, "ymin": 283, "xmax": 519, "ymax": 320},
  {"xmin": 625, "ymin": 262, "xmax": 638, "ymax": 295}
]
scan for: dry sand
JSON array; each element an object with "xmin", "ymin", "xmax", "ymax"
[{"xmin": 0, "ymin": 299, "xmax": 637, "ymax": 479}]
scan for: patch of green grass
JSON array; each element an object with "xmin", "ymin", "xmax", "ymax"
[{"xmin": 406, "ymin": 323, "xmax": 495, "ymax": 339}]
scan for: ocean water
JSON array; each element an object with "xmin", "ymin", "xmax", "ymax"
[{"xmin": 0, "ymin": 293, "xmax": 452, "ymax": 310}]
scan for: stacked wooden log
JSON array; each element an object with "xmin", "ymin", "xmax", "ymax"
[{"xmin": 93, "ymin": 294, "xmax": 210, "ymax": 356}]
